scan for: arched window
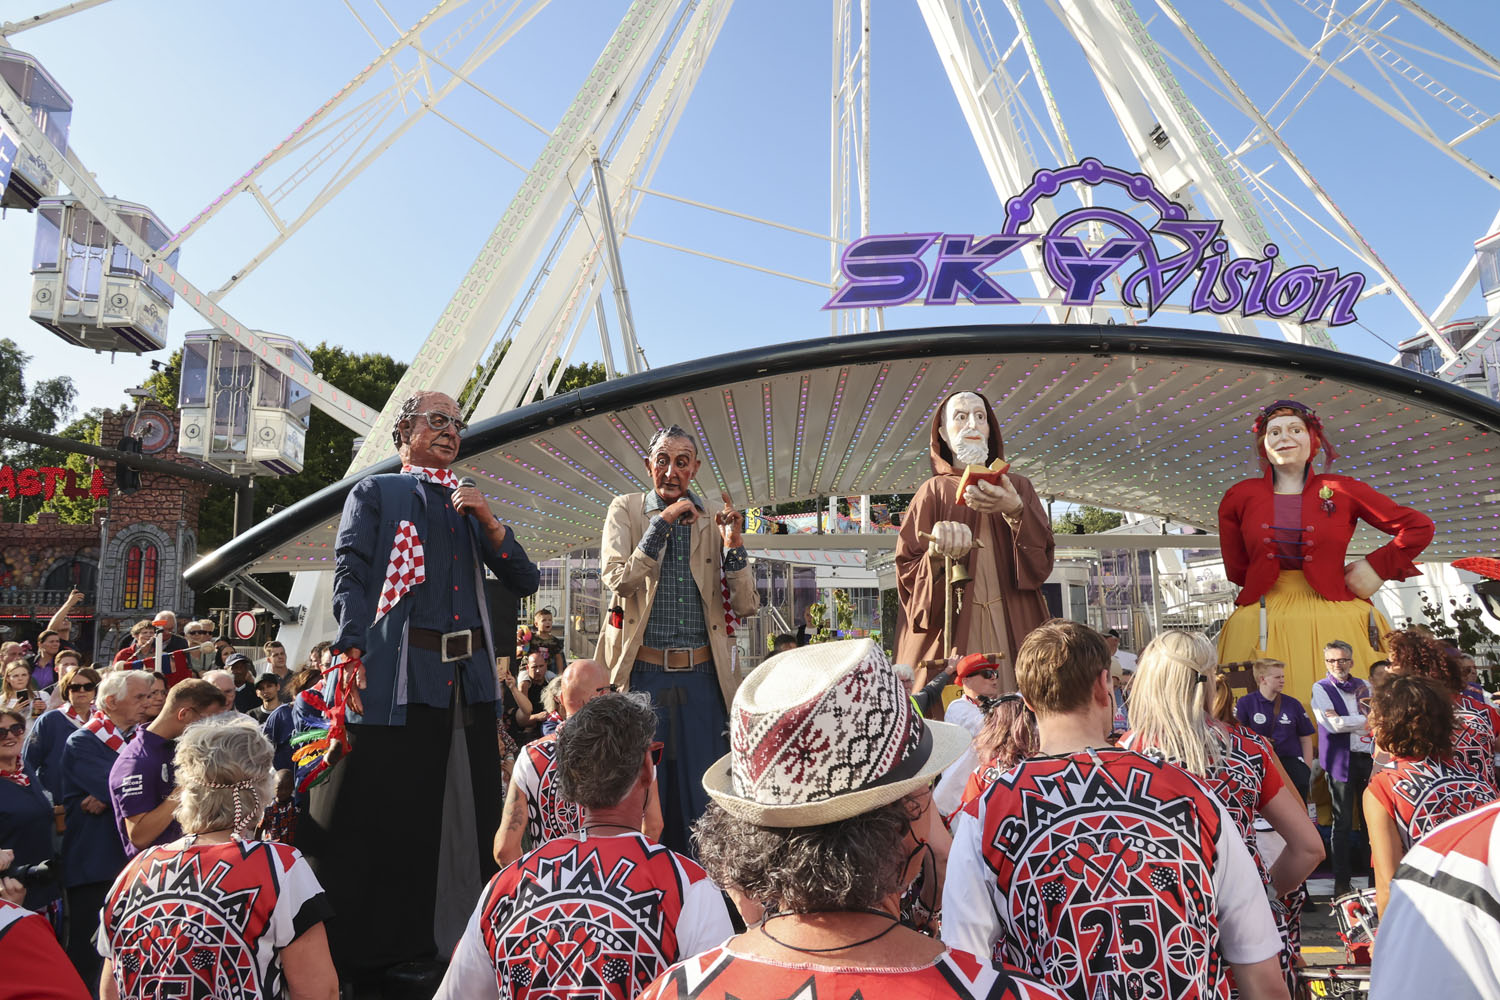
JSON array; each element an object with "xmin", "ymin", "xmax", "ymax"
[
  {"xmin": 122, "ymin": 543, "xmax": 158, "ymax": 610},
  {"xmin": 42, "ymin": 554, "xmax": 97, "ymax": 597}
]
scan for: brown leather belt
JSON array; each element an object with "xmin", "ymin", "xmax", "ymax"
[
  {"xmin": 409, "ymin": 627, "xmax": 480, "ymax": 662},
  {"xmin": 636, "ymin": 644, "xmax": 713, "ymax": 671}
]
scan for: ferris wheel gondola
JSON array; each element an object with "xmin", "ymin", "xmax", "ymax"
[
  {"xmin": 0, "ymin": 45, "xmax": 69, "ymax": 210},
  {"xmin": 28, "ymin": 196, "xmax": 177, "ymax": 353}
]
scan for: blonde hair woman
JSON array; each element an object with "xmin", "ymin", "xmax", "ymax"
[
  {"xmin": 97, "ymin": 716, "xmax": 338, "ymax": 1000},
  {"xmin": 1123, "ymin": 630, "xmax": 1324, "ymax": 988}
]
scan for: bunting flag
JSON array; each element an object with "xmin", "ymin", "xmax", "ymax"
[{"xmin": 120, "ymin": 649, "xmax": 196, "ymax": 689}]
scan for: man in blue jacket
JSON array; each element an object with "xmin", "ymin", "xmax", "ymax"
[
  {"xmin": 302, "ymin": 389, "xmax": 539, "ymax": 991},
  {"xmin": 59, "ymin": 668, "xmax": 151, "ymax": 990}
]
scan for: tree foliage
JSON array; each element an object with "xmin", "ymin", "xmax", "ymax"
[
  {"xmin": 34, "ymin": 409, "xmax": 105, "ymax": 524},
  {"xmin": 0, "ymin": 338, "xmax": 79, "ymax": 522},
  {"xmin": 1052, "ymin": 505, "xmax": 1126, "ymax": 535},
  {"xmin": 1419, "ymin": 591, "xmax": 1500, "ymax": 664}
]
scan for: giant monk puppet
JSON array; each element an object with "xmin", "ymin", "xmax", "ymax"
[{"xmin": 895, "ymin": 389, "xmax": 1054, "ymax": 691}]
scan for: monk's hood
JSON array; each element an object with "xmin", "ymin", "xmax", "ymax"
[{"xmin": 929, "ymin": 389, "xmax": 1005, "ymax": 476}]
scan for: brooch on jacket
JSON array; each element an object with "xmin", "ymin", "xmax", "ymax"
[{"xmin": 1318, "ymin": 485, "xmax": 1335, "ymax": 516}]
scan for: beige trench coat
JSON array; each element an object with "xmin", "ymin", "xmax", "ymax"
[{"xmin": 596, "ymin": 492, "xmax": 760, "ymax": 711}]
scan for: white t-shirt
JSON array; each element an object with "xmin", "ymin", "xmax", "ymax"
[
  {"xmin": 935, "ymin": 696, "xmax": 986, "ymax": 817},
  {"xmin": 438, "ymin": 832, "xmax": 732, "ymax": 1000},
  {"xmin": 97, "ymin": 838, "xmax": 331, "ymax": 999},
  {"xmin": 1371, "ymin": 800, "xmax": 1500, "ymax": 998},
  {"xmin": 942, "ymin": 747, "xmax": 1281, "ymax": 1000}
]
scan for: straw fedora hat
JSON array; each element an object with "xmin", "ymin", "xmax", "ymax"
[{"xmin": 703, "ymin": 637, "xmax": 971, "ymax": 827}]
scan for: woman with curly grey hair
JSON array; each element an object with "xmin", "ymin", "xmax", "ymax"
[
  {"xmin": 637, "ymin": 638, "xmax": 1062, "ymax": 1000},
  {"xmin": 96, "ymin": 715, "xmax": 338, "ymax": 1000}
]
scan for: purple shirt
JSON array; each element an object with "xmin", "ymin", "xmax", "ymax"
[
  {"xmin": 1234, "ymin": 689, "xmax": 1314, "ymax": 759},
  {"xmin": 108, "ymin": 728, "xmax": 180, "ymax": 857}
]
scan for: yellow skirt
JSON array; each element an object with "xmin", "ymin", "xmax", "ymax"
[{"xmin": 1217, "ymin": 570, "xmax": 1390, "ymax": 700}]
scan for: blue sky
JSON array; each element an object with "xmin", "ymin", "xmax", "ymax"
[{"xmin": 2, "ymin": 0, "xmax": 1498, "ymax": 426}]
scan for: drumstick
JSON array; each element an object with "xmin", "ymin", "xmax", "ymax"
[{"xmin": 917, "ymin": 530, "xmax": 986, "ymax": 550}]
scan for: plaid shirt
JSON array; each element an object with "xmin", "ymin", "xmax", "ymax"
[{"xmin": 639, "ymin": 491, "xmax": 746, "ymax": 649}]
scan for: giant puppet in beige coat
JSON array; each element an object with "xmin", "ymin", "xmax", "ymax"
[
  {"xmin": 595, "ymin": 425, "xmax": 759, "ymax": 854},
  {"xmin": 597, "ymin": 491, "xmax": 759, "ymax": 712}
]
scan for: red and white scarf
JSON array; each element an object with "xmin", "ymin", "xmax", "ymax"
[
  {"xmin": 63, "ymin": 704, "xmax": 87, "ymax": 728},
  {"xmin": 402, "ymin": 464, "xmax": 460, "ymax": 490},
  {"xmin": 721, "ymin": 569, "xmax": 740, "ymax": 637},
  {"xmin": 84, "ymin": 710, "xmax": 127, "ymax": 753},
  {"xmin": 372, "ymin": 466, "xmax": 461, "ymax": 622},
  {"xmin": 0, "ymin": 767, "xmax": 27, "ymax": 787}
]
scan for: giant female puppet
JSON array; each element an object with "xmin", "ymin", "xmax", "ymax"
[
  {"xmin": 1217, "ymin": 399, "xmax": 1434, "ymax": 695},
  {"xmin": 895, "ymin": 389, "xmax": 1054, "ymax": 688}
]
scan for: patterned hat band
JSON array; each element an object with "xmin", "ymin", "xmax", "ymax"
[{"xmin": 706, "ymin": 638, "xmax": 973, "ymax": 827}]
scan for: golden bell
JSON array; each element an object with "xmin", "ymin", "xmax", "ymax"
[{"xmin": 947, "ymin": 560, "xmax": 973, "ymax": 588}]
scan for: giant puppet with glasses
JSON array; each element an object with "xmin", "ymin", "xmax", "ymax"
[
  {"xmin": 1216, "ymin": 399, "xmax": 1434, "ymax": 697},
  {"xmin": 299, "ymin": 389, "xmax": 540, "ymax": 992}
]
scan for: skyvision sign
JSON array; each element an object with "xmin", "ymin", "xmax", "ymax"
[{"xmin": 824, "ymin": 159, "xmax": 1365, "ymax": 326}]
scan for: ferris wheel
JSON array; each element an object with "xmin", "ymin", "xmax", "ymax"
[{"xmin": 2, "ymin": 0, "xmax": 1498, "ymax": 479}]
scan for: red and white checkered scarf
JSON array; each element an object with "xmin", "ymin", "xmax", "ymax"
[
  {"xmin": 63, "ymin": 704, "xmax": 87, "ymax": 728},
  {"xmin": 0, "ymin": 767, "xmax": 27, "ymax": 788},
  {"xmin": 85, "ymin": 710, "xmax": 126, "ymax": 753},
  {"xmin": 402, "ymin": 465, "xmax": 460, "ymax": 490},
  {"xmin": 373, "ymin": 466, "xmax": 461, "ymax": 622}
]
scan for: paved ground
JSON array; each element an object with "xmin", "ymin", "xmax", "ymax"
[{"xmin": 1299, "ymin": 877, "xmax": 1373, "ymax": 996}]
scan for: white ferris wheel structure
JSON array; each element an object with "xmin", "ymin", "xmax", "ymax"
[{"xmin": 4, "ymin": 0, "xmax": 1499, "ymax": 464}]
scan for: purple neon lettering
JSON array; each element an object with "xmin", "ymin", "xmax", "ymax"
[
  {"xmin": 1305, "ymin": 269, "xmax": 1366, "ymax": 326},
  {"xmin": 1122, "ymin": 219, "xmax": 1220, "ymax": 315},
  {"xmin": 824, "ymin": 233, "xmax": 941, "ymax": 309},
  {"xmin": 1046, "ymin": 235, "xmax": 1146, "ymax": 306},
  {"xmin": 924, "ymin": 234, "xmax": 1034, "ymax": 305},
  {"xmin": 1262, "ymin": 265, "xmax": 1322, "ymax": 319},
  {"xmin": 823, "ymin": 160, "xmax": 1365, "ymax": 325}
]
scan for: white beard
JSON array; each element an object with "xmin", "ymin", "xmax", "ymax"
[{"xmin": 950, "ymin": 439, "xmax": 989, "ymax": 467}]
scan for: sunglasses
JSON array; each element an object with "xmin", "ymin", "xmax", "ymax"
[
  {"xmin": 971, "ymin": 668, "xmax": 998, "ymax": 681},
  {"xmin": 649, "ymin": 741, "xmax": 664, "ymax": 768},
  {"xmin": 186, "ymin": 630, "xmax": 209, "ymax": 636},
  {"xmin": 0, "ymin": 722, "xmax": 24, "ymax": 740},
  {"xmin": 68, "ymin": 682, "xmax": 97, "ymax": 693}
]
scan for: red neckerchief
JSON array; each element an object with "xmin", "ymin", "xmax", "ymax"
[
  {"xmin": 84, "ymin": 710, "xmax": 127, "ymax": 753},
  {"xmin": 63, "ymin": 704, "xmax": 87, "ymax": 728},
  {"xmin": 0, "ymin": 767, "xmax": 27, "ymax": 787},
  {"xmin": 401, "ymin": 464, "xmax": 460, "ymax": 489}
]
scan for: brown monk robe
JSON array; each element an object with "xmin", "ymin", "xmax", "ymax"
[{"xmin": 894, "ymin": 389, "xmax": 1054, "ymax": 690}]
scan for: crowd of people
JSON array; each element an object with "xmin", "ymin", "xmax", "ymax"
[{"xmin": 5, "ymin": 388, "xmax": 1500, "ymax": 1000}]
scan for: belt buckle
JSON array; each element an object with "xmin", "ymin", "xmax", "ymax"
[
  {"xmin": 441, "ymin": 629, "xmax": 473, "ymax": 663},
  {"xmin": 663, "ymin": 647, "xmax": 694, "ymax": 672}
]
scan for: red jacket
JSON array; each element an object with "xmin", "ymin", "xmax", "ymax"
[{"xmin": 1218, "ymin": 471, "xmax": 1433, "ymax": 606}]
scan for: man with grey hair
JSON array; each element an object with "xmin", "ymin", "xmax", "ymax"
[
  {"xmin": 598, "ymin": 424, "xmax": 758, "ymax": 857},
  {"xmin": 306, "ymin": 387, "xmax": 540, "ymax": 990},
  {"xmin": 1311, "ymin": 637, "xmax": 1374, "ymax": 895},
  {"xmin": 493, "ymin": 659, "xmax": 663, "ymax": 866},
  {"xmin": 437, "ymin": 693, "xmax": 731, "ymax": 1000},
  {"xmin": 59, "ymin": 668, "xmax": 152, "ymax": 986}
]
